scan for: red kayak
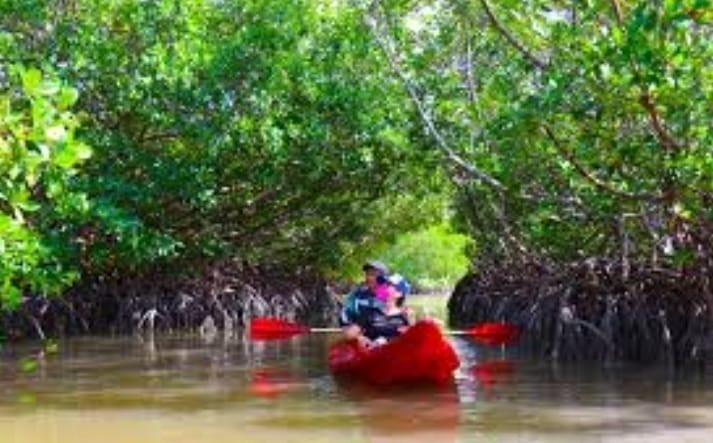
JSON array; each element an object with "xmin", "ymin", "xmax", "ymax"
[{"xmin": 328, "ymin": 320, "xmax": 459, "ymax": 385}]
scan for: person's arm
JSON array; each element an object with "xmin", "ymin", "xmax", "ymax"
[
  {"xmin": 343, "ymin": 323, "xmax": 362, "ymax": 339},
  {"xmin": 396, "ymin": 312, "xmax": 413, "ymax": 334},
  {"xmin": 339, "ymin": 291, "xmax": 370, "ymax": 344},
  {"xmin": 398, "ymin": 305, "xmax": 415, "ymax": 325},
  {"xmin": 338, "ymin": 291, "xmax": 358, "ymax": 327}
]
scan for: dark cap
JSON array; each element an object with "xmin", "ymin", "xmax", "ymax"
[{"xmin": 362, "ymin": 260, "xmax": 388, "ymax": 275}]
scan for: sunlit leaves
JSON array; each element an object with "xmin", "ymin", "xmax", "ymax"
[
  {"xmin": 373, "ymin": 0, "xmax": 711, "ymax": 262},
  {"xmin": 0, "ymin": 67, "xmax": 91, "ymax": 307},
  {"xmin": 0, "ymin": 0, "xmax": 445, "ymax": 284}
]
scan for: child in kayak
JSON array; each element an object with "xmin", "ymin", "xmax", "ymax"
[{"xmin": 367, "ymin": 274, "xmax": 413, "ymax": 345}]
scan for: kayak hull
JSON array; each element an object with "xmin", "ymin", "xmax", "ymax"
[{"xmin": 328, "ymin": 320, "xmax": 459, "ymax": 385}]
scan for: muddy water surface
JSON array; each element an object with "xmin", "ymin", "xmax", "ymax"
[{"xmin": 3, "ymin": 307, "xmax": 713, "ymax": 442}]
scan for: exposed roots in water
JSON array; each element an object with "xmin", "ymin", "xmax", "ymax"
[
  {"xmin": 449, "ymin": 259, "xmax": 713, "ymax": 364},
  {"xmin": 1, "ymin": 261, "xmax": 339, "ymax": 340}
]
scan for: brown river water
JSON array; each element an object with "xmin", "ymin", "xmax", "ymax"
[{"xmin": 3, "ymin": 316, "xmax": 713, "ymax": 442}]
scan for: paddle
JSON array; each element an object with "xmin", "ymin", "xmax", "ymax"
[
  {"xmin": 449, "ymin": 322, "xmax": 521, "ymax": 345},
  {"xmin": 249, "ymin": 317, "xmax": 520, "ymax": 345}
]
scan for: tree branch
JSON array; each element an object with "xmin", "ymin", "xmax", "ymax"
[
  {"xmin": 364, "ymin": 11, "xmax": 504, "ymax": 192},
  {"xmin": 638, "ymin": 90, "xmax": 679, "ymax": 152},
  {"xmin": 140, "ymin": 130, "xmax": 181, "ymax": 143},
  {"xmin": 606, "ymin": 1, "xmax": 680, "ymax": 153},
  {"xmin": 610, "ymin": 0, "xmax": 624, "ymax": 25},
  {"xmin": 479, "ymin": 0, "xmax": 547, "ymax": 70},
  {"xmin": 543, "ymin": 125, "xmax": 663, "ymax": 202}
]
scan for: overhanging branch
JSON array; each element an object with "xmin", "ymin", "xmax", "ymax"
[
  {"xmin": 364, "ymin": 11, "xmax": 504, "ymax": 192},
  {"xmin": 610, "ymin": 0, "xmax": 624, "ymax": 25},
  {"xmin": 543, "ymin": 125, "xmax": 664, "ymax": 202},
  {"xmin": 479, "ymin": 0, "xmax": 547, "ymax": 70}
]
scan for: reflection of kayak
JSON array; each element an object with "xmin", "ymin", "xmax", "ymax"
[
  {"xmin": 249, "ymin": 368, "xmax": 301, "ymax": 398},
  {"xmin": 341, "ymin": 384, "xmax": 460, "ymax": 443},
  {"xmin": 472, "ymin": 359, "xmax": 515, "ymax": 387},
  {"xmin": 328, "ymin": 320, "xmax": 459, "ymax": 385}
]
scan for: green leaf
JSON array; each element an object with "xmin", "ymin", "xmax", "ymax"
[
  {"xmin": 19, "ymin": 357, "xmax": 38, "ymax": 373},
  {"xmin": 57, "ymin": 87, "xmax": 79, "ymax": 110},
  {"xmin": 73, "ymin": 142, "xmax": 92, "ymax": 161},
  {"xmin": 44, "ymin": 339, "xmax": 59, "ymax": 354},
  {"xmin": 44, "ymin": 125, "xmax": 67, "ymax": 143},
  {"xmin": 21, "ymin": 68, "xmax": 42, "ymax": 94},
  {"xmin": 1, "ymin": 283, "xmax": 21, "ymax": 308},
  {"xmin": 36, "ymin": 80, "xmax": 61, "ymax": 96}
]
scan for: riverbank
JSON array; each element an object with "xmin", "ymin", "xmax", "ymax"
[
  {"xmin": 1, "ymin": 261, "xmax": 338, "ymax": 341},
  {"xmin": 448, "ymin": 259, "xmax": 713, "ymax": 364}
]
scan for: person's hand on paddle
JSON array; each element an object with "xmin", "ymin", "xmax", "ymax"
[
  {"xmin": 358, "ymin": 334, "xmax": 377, "ymax": 348},
  {"xmin": 343, "ymin": 324, "xmax": 374, "ymax": 347},
  {"xmin": 403, "ymin": 306, "xmax": 416, "ymax": 324},
  {"xmin": 343, "ymin": 324, "xmax": 362, "ymax": 339}
]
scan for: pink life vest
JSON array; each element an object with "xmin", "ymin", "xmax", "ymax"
[{"xmin": 374, "ymin": 284, "xmax": 390, "ymax": 302}]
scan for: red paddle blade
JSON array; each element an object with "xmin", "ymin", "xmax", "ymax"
[
  {"xmin": 468, "ymin": 322, "xmax": 521, "ymax": 345},
  {"xmin": 249, "ymin": 317, "xmax": 309, "ymax": 340}
]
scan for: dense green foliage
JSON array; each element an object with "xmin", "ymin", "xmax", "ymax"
[
  {"xmin": 0, "ymin": 0, "xmax": 446, "ymax": 307},
  {"xmin": 0, "ymin": 68, "xmax": 91, "ymax": 306},
  {"xmin": 364, "ymin": 0, "xmax": 712, "ymax": 265},
  {"xmin": 1, "ymin": 0, "xmax": 710, "ymax": 309},
  {"xmin": 375, "ymin": 222, "xmax": 472, "ymax": 289}
]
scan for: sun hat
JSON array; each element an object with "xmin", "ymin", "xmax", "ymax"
[{"xmin": 386, "ymin": 273, "xmax": 411, "ymax": 296}]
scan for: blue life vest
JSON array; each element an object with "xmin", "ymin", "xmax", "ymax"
[
  {"xmin": 338, "ymin": 286, "xmax": 411, "ymax": 340},
  {"xmin": 338, "ymin": 285, "xmax": 384, "ymax": 329}
]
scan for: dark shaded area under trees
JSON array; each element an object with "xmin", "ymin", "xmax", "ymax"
[
  {"xmin": 2, "ymin": 261, "xmax": 337, "ymax": 340},
  {"xmin": 449, "ymin": 251, "xmax": 713, "ymax": 364}
]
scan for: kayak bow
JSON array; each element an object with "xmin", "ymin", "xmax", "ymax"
[{"xmin": 327, "ymin": 320, "xmax": 459, "ymax": 385}]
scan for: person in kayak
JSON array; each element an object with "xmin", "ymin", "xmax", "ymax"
[
  {"xmin": 339, "ymin": 260, "xmax": 389, "ymax": 345},
  {"xmin": 389, "ymin": 272, "xmax": 412, "ymax": 308},
  {"xmin": 368, "ymin": 274, "xmax": 414, "ymax": 344}
]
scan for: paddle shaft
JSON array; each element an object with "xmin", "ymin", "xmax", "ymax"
[
  {"xmin": 306, "ymin": 327, "xmax": 496, "ymax": 336},
  {"xmin": 291, "ymin": 326, "xmax": 505, "ymax": 336},
  {"xmin": 250, "ymin": 317, "xmax": 519, "ymax": 344},
  {"xmin": 309, "ymin": 327, "xmax": 342, "ymax": 332},
  {"xmin": 447, "ymin": 330, "xmax": 475, "ymax": 335}
]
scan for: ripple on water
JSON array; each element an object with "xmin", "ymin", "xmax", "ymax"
[{"xmin": 3, "ymin": 329, "xmax": 713, "ymax": 442}]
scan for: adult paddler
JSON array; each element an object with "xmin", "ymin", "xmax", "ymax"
[{"xmin": 338, "ymin": 260, "xmax": 389, "ymax": 346}]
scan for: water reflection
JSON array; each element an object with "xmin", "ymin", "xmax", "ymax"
[
  {"xmin": 249, "ymin": 367, "xmax": 303, "ymax": 399},
  {"xmin": 472, "ymin": 360, "xmax": 515, "ymax": 391},
  {"xmin": 337, "ymin": 382, "xmax": 460, "ymax": 443},
  {"xmin": 2, "ymin": 331, "xmax": 713, "ymax": 442}
]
